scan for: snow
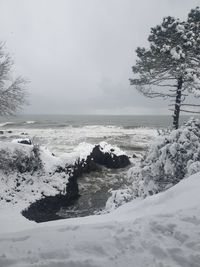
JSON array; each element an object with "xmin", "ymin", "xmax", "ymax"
[
  {"xmin": 0, "ymin": 172, "xmax": 200, "ymax": 266},
  {"xmin": 0, "ymin": 141, "xmax": 69, "ymax": 205},
  {"xmin": 0, "ymin": 124, "xmax": 200, "ymax": 266},
  {"xmin": 59, "ymin": 141, "xmax": 127, "ymax": 165},
  {"xmin": 170, "ymin": 47, "xmax": 182, "ymax": 60},
  {"xmin": 0, "ymin": 137, "xmax": 135, "ymax": 210},
  {"xmin": 126, "ymin": 119, "xmax": 200, "ymax": 199},
  {"xmin": 60, "ymin": 142, "xmax": 94, "ymax": 165},
  {"xmin": 132, "ymin": 6, "xmax": 200, "ymax": 100},
  {"xmin": 0, "ymin": 140, "xmax": 33, "ymax": 155},
  {"xmin": 39, "ymin": 146, "xmax": 65, "ymax": 172},
  {"xmin": 98, "ymin": 141, "xmax": 125, "ymax": 156},
  {"xmin": 160, "ymin": 44, "xmax": 170, "ymax": 52},
  {"xmin": 176, "ymin": 24, "xmax": 185, "ymax": 33},
  {"xmin": 104, "ymin": 188, "xmax": 134, "ymax": 212}
]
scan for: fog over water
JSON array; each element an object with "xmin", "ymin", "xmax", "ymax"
[{"xmin": 0, "ymin": 0, "xmax": 199, "ymax": 115}]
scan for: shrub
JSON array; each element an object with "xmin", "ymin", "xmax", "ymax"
[
  {"xmin": 131, "ymin": 118, "xmax": 200, "ymax": 197},
  {"xmin": 0, "ymin": 143, "xmax": 43, "ymax": 174}
]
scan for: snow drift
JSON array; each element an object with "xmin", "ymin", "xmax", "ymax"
[
  {"xmin": 0, "ymin": 170, "xmax": 200, "ymax": 267},
  {"xmin": 0, "ymin": 140, "xmax": 129, "ymax": 210}
]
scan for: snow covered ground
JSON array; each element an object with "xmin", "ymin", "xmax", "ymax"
[{"xmin": 0, "ymin": 172, "xmax": 200, "ymax": 267}]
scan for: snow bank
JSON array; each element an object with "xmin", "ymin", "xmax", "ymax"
[
  {"xmin": 0, "ymin": 141, "xmax": 68, "ymax": 206},
  {"xmin": 0, "ymin": 140, "xmax": 129, "ymax": 208},
  {"xmin": 0, "ymin": 171, "xmax": 200, "ymax": 266}
]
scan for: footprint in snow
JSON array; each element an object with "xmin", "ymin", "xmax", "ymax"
[
  {"xmin": 181, "ymin": 216, "xmax": 200, "ymax": 226},
  {"xmin": 0, "ymin": 235, "xmax": 30, "ymax": 243},
  {"xmin": 57, "ymin": 225, "xmax": 80, "ymax": 232}
]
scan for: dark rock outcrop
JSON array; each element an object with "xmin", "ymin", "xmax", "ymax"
[
  {"xmin": 22, "ymin": 194, "xmax": 79, "ymax": 223},
  {"xmin": 18, "ymin": 139, "xmax": 32, "ymax": 145},
  {"xmin": 90, "ymin": 145, "xmax": 130, "ymax": 169},
  {"xmin": 22, "ymin": 161, "xmax": 83, "ymax": 223},
  {"xmin": 22, "ymin": 143, "xmax": 130, "ymax": 223}
]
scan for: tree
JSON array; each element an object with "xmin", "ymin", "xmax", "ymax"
[
  {"xmin": 0, "ymin": 43, "xmax": 27, "ymax": 115},
  {"xmin": 130, "ymin": 7, "xmax": 200, "ymax": 129},
  {"xmin": 129, "ymin": 118, "xmax": 200, "ymax": 198}
]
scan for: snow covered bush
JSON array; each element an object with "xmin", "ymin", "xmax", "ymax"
[
  {"xmin": 104, "ymin": 188, "xmax": 134, "ymax": 212},
  {"xmin": 0, "ymin": 141, "xmax": 69, "ymax": 204},
  {"xmin": 0, "ymin": 142, "xmax": 42, "ymax": 174},
  {"xmin": 130, "ymin": 118, "xmax": 200, "ymax": 197},
  {"xmin": 105, "ymin": 118, "xmax": 200, "ymax": 212}
]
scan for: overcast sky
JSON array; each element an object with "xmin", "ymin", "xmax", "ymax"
[{"xmin": 0, "ymin": 0, "xmax": 199, "ymax": 115}]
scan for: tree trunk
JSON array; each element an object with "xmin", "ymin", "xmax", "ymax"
[{"xmin": 173, "ymin": 77, "xmax": 183, "ymax": 129}]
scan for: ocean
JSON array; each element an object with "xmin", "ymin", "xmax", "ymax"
[
  {"xmin": 0, "ymin": 114, "xmax": 195, "ymax": 156},
  {"xmin": 0, "ymin": 114, "xmax": 194, "ymax": 128}
]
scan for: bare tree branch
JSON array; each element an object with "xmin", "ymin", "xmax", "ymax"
[
  {"xmin": 0, "ymin": 43, "xmax": 28, "ymax": 115},
  {"xmin": 181, "ymin": 103, "xmax": 200, "ymax": 107},
  {"xmin": 180, "ymin": 109, "xmax": 200, "ymax": 114}
]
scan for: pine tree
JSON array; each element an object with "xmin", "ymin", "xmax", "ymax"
[{"xmin": 130, "ymin": 7, "xmax": 200, "ymax": 129}]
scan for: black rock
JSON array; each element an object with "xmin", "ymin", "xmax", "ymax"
[
  {"xmin": 18, "ymin": 139, "xmax": 32, "ymax": 145},
  {"xmin": 0, "ymin": 131, "xmax": 4, "ymax": 134},
  {"xmin": 55, "ymin": 166, "xmax": 65, "ymax": 173},
  {"xmin": 22, "ymin": 194, "xmax": 79, "ymax": 223},
  {"xmin": 90, "ymin": 145, "xmax": 130, "ymax": 169},
  {"xmin": 22, "ymin": 143, "xmax": 130, "ymax": 223}
]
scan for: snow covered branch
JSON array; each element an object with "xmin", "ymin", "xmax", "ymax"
[{"xmin": 0, "ymin": 43, "xmax": 28, "ymax": 115}]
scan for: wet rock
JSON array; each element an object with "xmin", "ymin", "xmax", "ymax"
[
  {"xmin": 22, "ymin": 161, "xmax": 84, "ymax": 222},
  {"xmin": 90, "ymin": 145, "xmax": 130, "ymax": 169},
  {"xmin": 22, "ymin": 194, "xmax": 78, "ymax": 223},
  {"xmin": 22, "ymin": 143, "xmax": 130, "ymax": 223},
  {"xmin": 18, "ymin": 139, "xmax": 32, "ymax": 145},
  {"xmin": 55, "ymin": 166, "xmax": 65, "ymax": 173}
]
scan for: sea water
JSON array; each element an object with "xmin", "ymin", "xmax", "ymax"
[{"xmin": 0, "ymin": 114, "xmax": 193, "ymax": 156}]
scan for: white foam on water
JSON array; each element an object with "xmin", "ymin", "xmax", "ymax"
[
  {"xmin": 7, "ymin": 126, "xmax": 157, "ymax": 154},
  {"xmin": 0, "ymin": 125, "xmax": 157, "ymax": 156},
  {"xmin": 25, "ymin": 121, "xmax": 36, "ymax": 124},
  {"xmin": 0, "ymin": 122, "xmax": 14, "ymax": 127}
]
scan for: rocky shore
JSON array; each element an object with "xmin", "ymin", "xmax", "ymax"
[{"xmin": 22, "ymin": 142, "xmax": 131, "ymax": 222}]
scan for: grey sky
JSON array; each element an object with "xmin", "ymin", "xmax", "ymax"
[{"xmin": 0, "ymin": 0, "xmax": 199, "ymax": 115}]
